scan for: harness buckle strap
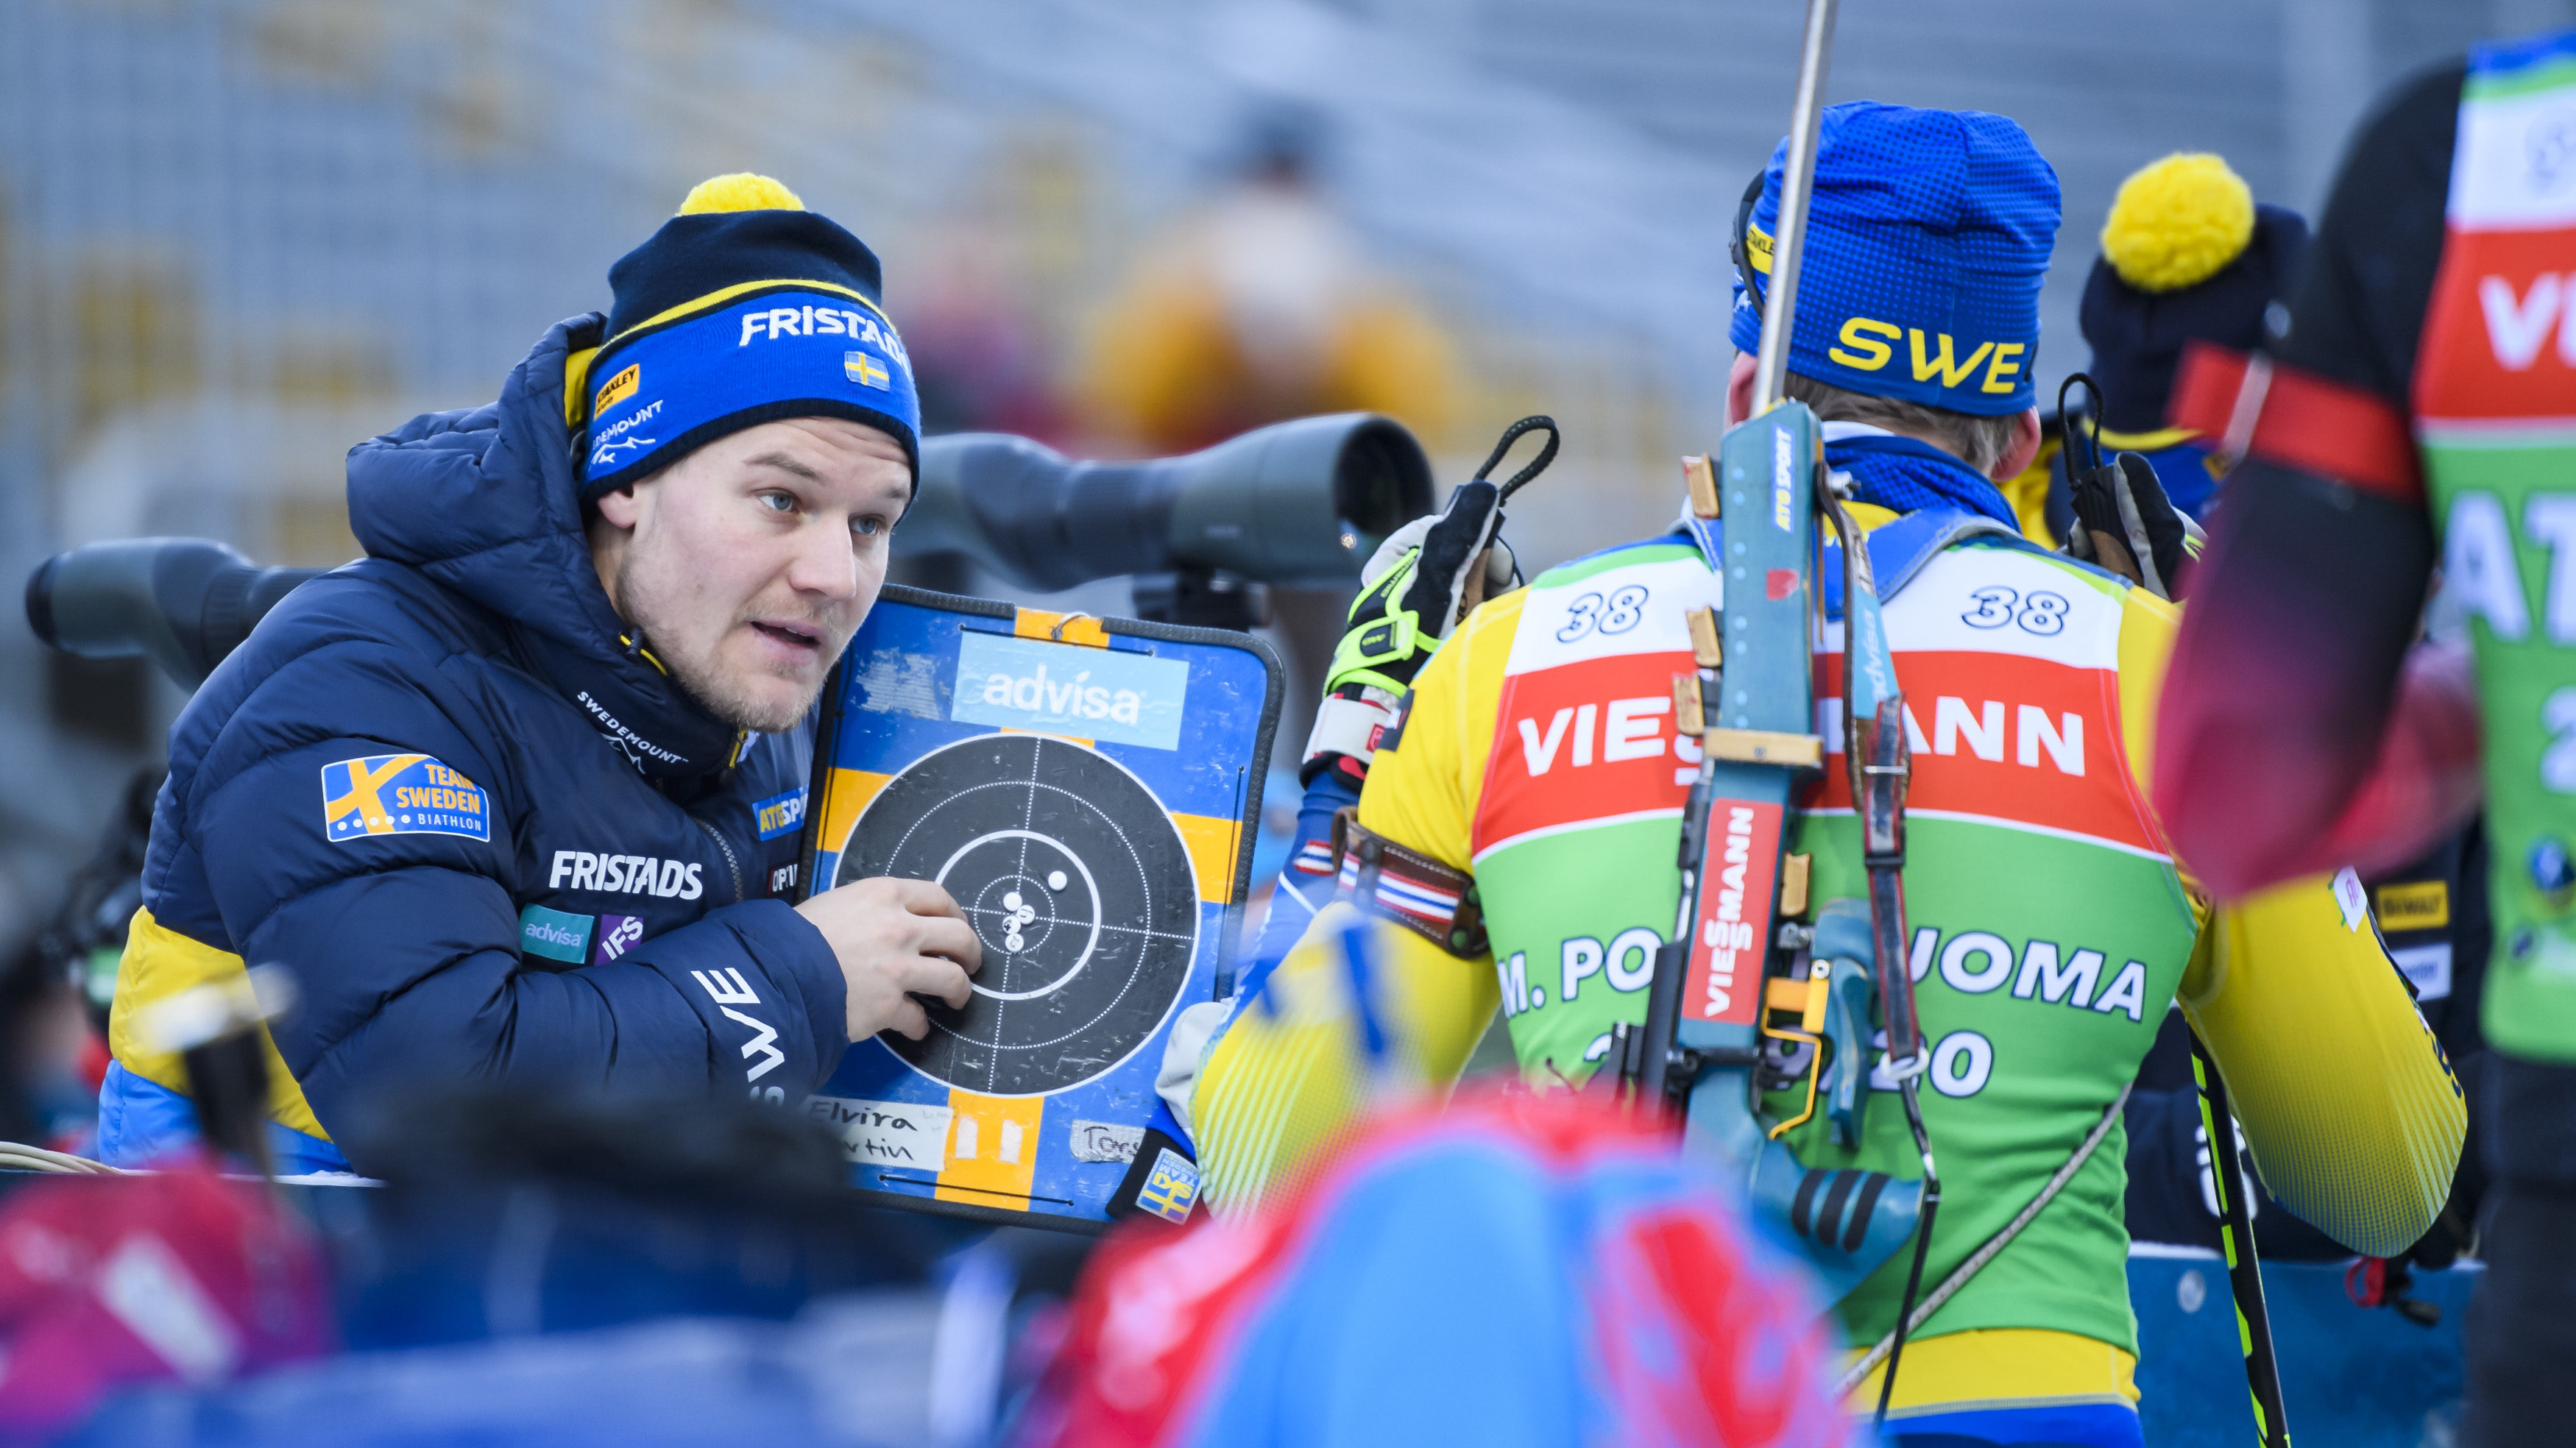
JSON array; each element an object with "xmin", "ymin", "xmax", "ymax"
[
  {"xmin": 1328, "ymin": 809, "xmax": 1488, "ymax": 959},
  {"xmin": 1702, "ymin": 728, "xmax": 1825, "ymax": 767}
]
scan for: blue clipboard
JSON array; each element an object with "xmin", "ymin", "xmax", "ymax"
[{"xmin": 796, "ymin": 584, "xmax": 1280, "ymax": 1230}]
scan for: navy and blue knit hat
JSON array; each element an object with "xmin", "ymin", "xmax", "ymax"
[
  {"xmin": 1730, "ymin": 102, "xmax": 2061, "ymax": 416},
  {"xmin": 575, "ymin": 174, "xmax": 921, "ymax": 500}
]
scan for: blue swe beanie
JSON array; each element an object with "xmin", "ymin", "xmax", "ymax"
[{"xmin": 1730, "ymin": 102, "xmax": 2060, "ymax": 416}]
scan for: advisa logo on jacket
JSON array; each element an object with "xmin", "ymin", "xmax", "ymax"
[{"xmin": 322, "ymin": 754, "xmax": 490, "ymax": 842}]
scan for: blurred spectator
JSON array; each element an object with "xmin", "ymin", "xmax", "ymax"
[
  {"xmin": 1082, "ymin": 116, "xmax": 1461, "ymax": 456},
  {"xmin": 906, "ymin": 221, "xmax": 1070, "ymax": 445},
  {"xmin": 0, "ymin": 1167, "xmax": 333, "ymax": 1441},
  {"xmin": 54, "ymin": 1091, "xmax": 988, "ymax": 1446},
  {"xmin": 18, "ymin": 767, "xmax": 160, "ymax": 1153},
  {"xmin": 1083, "ymin": 115, "xmax": 1465, "ymax": 754},
  {"xmin": 0, "ymin": 932, "xmax": 94, "ymax": 1157},
  {"xmin": 0, "ymin": 926, "xmax": 317, "ymax": 1441}
]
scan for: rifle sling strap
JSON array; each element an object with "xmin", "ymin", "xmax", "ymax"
[{"xmin": 1331, "ymin": 809, "xmax": 1488, "ymax": 958}]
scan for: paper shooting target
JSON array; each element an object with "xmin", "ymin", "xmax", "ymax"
[
  {"xmin": 834, "ymin": 734, "xmax": 1198, "ymax": 1096},
  {"xmin": 800, "ymin": 587, "xmax": 1278, "ymax": 1229}
]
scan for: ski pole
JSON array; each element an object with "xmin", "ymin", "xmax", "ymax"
[{"xmin": 2190, "ymin": 1030, "xmax": 2293, "ymax": 1448}]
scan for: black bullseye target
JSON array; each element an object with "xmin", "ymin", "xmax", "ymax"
[{"xmin": 835, "ymin": 734, "xmax": 1198, "ymax": 1096}]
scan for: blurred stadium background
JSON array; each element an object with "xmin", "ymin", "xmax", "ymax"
[{"xmin": 1, "ymin": 0, "xmax": 2560, "ymax": 943}]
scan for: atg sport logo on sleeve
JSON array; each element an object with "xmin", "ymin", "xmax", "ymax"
[
  {"xmin": 322, "ymin": 754, "xmax": 489, "ymax": 842},
  {"xmin": 753, "ymin": 787, "xmax": 807, "ymax": 840},
  {"xmin": 949, "ymin": 632, "xmax": 1189, "ymax": 750}
]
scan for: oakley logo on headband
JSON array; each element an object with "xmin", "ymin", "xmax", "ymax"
[{"xmin": 594, "ymin": 363, "xmax": 640, "ymax": 414}]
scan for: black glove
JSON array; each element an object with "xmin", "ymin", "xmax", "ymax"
[{"xmin": 2066, "ymin": 452, "xmax": 2204, "ymax": 601}]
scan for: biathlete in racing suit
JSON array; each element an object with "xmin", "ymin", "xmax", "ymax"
[
  {"xmin": 2154, "ymin": 28, "xmax": 2576, "ymax": 1448},
  {"xmin": 1167, "ymin": 103, "xmax": 2464, "ymax": 1448}
]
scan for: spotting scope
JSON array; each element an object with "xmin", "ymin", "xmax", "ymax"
[
  {"xmin": 26, "ymin": 412, "xmax": 1435, "ymax": 686},
  {"xmin": 902, "ymin": 411, "xmax": 1432, "ymax": 591},
  {"xmin": 26, "ymin": 539, "xmax": 324, "ymax": 689}
]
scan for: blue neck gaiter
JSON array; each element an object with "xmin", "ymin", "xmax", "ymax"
[{"xmin": 1825, "ymin": 429, "xmax": 2020, "ymax": 530}]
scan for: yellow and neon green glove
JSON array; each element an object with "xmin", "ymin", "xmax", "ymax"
[{"xmin": 1301, "ymin": 416, "xmax": 1555, "ymax": 784}]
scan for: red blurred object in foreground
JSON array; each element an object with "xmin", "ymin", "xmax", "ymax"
[
  {"xmin": 0, "ymin": 1164, "xmax": 332, "ymax": 1439},
  {"xmin": 1019, "ymin": 1089, "xmax": 1845, "ymax": 1448}
]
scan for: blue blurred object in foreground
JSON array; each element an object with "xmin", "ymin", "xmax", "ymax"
[{"xmin": 65, "ymin": 1292, "xmax": 942, "ymax": 1448}]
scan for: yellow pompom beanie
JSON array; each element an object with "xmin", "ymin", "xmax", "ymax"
[
  {"xmin": 2079, "ymin": 155, "xmax": 2307, "ymax": 433},
  {"xmin": 677, "ymin": 171, "xmax": 806, "ymax": 216}
]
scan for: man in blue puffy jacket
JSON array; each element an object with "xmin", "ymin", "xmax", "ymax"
[{"xmin": 96, "ymin": 174, "xmax": 981, "ymax": 1174}]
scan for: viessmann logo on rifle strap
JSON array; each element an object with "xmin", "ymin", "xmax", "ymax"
[{"xmin": 1683, "ymin": 798, "xmax": 1781, "ymax": 1025}]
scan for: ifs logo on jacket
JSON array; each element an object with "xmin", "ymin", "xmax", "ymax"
[{"xmin": 322, "ymin": 753, "xmax": 490, "ymax": 842}]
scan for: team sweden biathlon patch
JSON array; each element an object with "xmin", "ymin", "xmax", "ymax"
[{"xmin": 322, "ymin": 753, "xmax": 490, "ymax": 843}]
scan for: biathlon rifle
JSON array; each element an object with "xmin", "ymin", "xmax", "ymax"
[{"xmin": 1605, "ymin": 0, "xmax": 1945, "ymax": 1427}]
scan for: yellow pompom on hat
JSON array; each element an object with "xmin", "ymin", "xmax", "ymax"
[
  {"xmin": 676, "ymin": 171, "xmax": 805, "ymax": 216},
  {"xmin": 2099, "ymin": 153, "xmax": 2255, "ymax": 294},
  {"xmin": 2081, "ymin": 155, "xmax": 2305, "ymax": 436}
]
